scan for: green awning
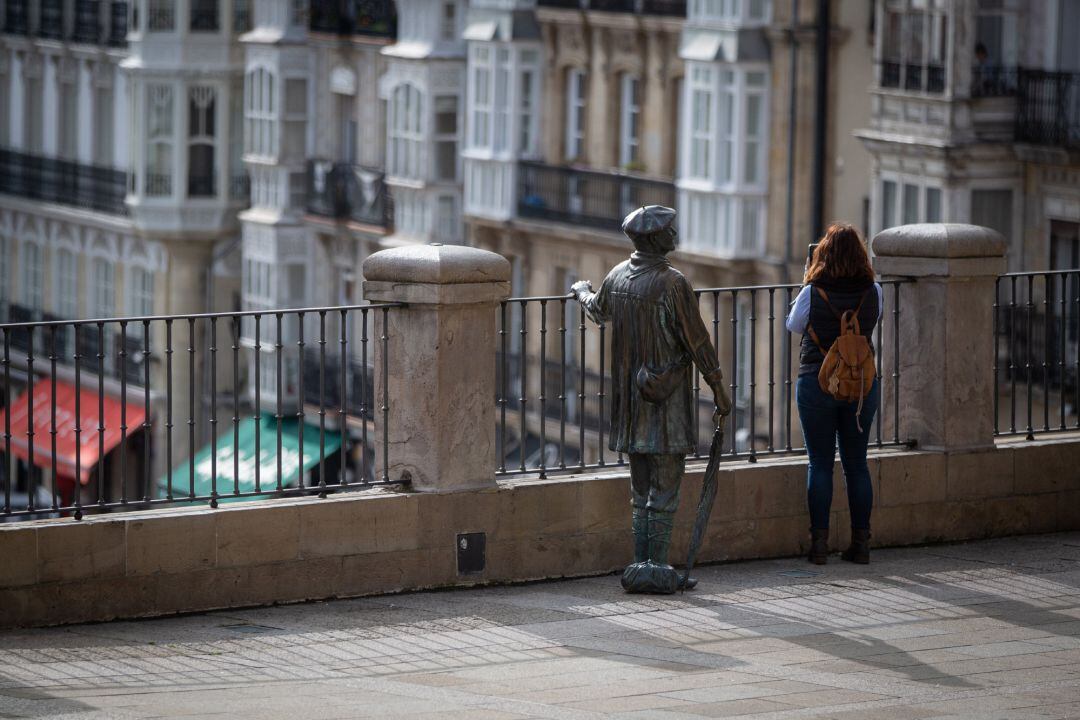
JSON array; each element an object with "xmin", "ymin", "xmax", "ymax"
[{"xmin": 158, "ymin": 414, "xmax": 342, "ymax": 502}]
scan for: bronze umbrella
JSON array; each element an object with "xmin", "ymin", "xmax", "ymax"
[{"xmin": 681, "ymin": 418, "xmax": 725, "ymax": 591}]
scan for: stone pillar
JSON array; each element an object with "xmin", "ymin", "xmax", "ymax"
[
  {"xmin": 872, "ymin": 223, "xmax": 1007, "ymax": 452},
  {"xmin": 362, "ymin": 243, "xmax": 511, "ymax": 492}
]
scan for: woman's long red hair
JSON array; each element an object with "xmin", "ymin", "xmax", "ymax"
[{"xmin": 804, "ymin": 223, "xmax": 875, "ymax": 285}]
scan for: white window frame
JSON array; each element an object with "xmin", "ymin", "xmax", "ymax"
[
  {"xmin": 619, "ymin": 74, "xmax": 641, "ymax": 168},
  {"xmin": 877, "ymin": 171, "xmax": 945, "ymax": 234},
  {"xmin": 187, "ymin": 85, "xmax": 218, "ymax": 198},
  {"xmin": 469, "ymin": 45, "xmax": 492, "ymax": 150},
  {"xmin": 434, "ymin": 94, "xmax": 459, "ymax": 182},
  {"xmin": 687, "ymin": 66, "xmax": 713, "ymax": 180},
  {"xmin": 90, "ymin": 257, "xmax": 115, "ymax": 319},
  {"xmin": 53, "ymin": 248, "xmax": 78, "ymax": 319},
  {"xmin": 20, "ymin": 241, "xmax": 44, "ymax": 313},
  {"xmin": 564, "ymin": 68, "xmax": 586, "ymax": 161},
  {"xmin": 518, "ymin": 50, "xmax": 540, "ymax": 157},
  {"xmin": 127, "ymin": 266, "xmax": 155, "ymax": 317},
  {"xmin": 388, "ymin": 83, "xmax": 423, "ymax": 180},
  {"xmin": 145, "ymin": 83, "xmax": 175, "ymax": 196},
  {"xmin": 244, "ymin": 66, "xmax": 277, "ymax": 160}
]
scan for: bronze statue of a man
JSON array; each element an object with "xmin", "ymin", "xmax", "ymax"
[{"xmin": 572, "ymin": 205, "xmax": 731, "ymax": 594}]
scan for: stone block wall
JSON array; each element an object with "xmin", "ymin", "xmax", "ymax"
[{"xmin": 3, "ymin": 437, "xmax": 1079, "ymax": 628}]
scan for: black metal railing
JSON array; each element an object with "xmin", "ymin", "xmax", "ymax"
[
  {"xmin": 496, "ymin": 280, "xmax": 911, "ymax": 478},
  {"xmin": 537, "ymin": 0, "xmax": 686, "ymax": 12},
  {"xmin": 4, "ymin": 0, "xmax": 29, "ymax": 34},
  {"xmin": 107, "ymin": 1, "xmax": 127, "ymax": 45},
  {"xmin": 518, "ymin": 161, "xmax": 676, "ymax": 232},
  {"xmin": 73, "ymin": 0, "xmax": 101, "ymax": 42},
  {"xmin": 233, "ymin": 0, "xmax": 250, "ymax": 33},
  {"xmin": 879, "ymin": 61, "xmax": 945, "ymax": 94},
  {"xmin": 309, "ymin": 0, "xmax": 397, "ymax": 37},
  {"xmin": 38, "ymin": 0, "xmax": 65, "ymax": 39},
  {"xmin": 1015, "ymin": 69, "xmax": 1080, "ymax": 149},
  {"xmin": 147, "ymin": 0, "xmax": 174, "ymax": 30},
  {"xmin": 306, "ymin": 160, "xmax": 392, "ymax": 228},
  {"xmin": 190, "ymin": 0, "xmax": 218, "ymax": 31},
  {"xmin": 0, "ymin": 148, "xmax": 128, "ymax": 216},
  {"xmin": 187, "ymin": 173, "xmax": 217, "ymax": 198},
  {"xmin": 971, "ymin": 65, "xmax": 1018, "ymax": 98},
  {"xmin": 0, "ymin": 303, "xmax": 400, "ymax": 520},
  {"xmin": 993, "ymin": 270, "xmax": 1080, "ymax": 439},
  {"xmin": 230, "ymin": 173, "xmax": 251, "ymax": 203}
]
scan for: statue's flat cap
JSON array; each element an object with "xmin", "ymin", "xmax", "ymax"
[{"xmin": 622, "ymin": 205, "xmax": 677, "ymax": 237}]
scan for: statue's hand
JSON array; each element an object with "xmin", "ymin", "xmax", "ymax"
[
  {"xmin": 570, "ymin": 280, "xmax": 593, "ymax": 298},
  {"xmin": 711, "ymin": 383, "xmax": 733, "ymax": 421}
]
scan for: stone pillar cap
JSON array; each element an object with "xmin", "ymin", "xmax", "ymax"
[
  {"xmin": 363, "ymin": 243, "xmax": 511, "ymax": 285},
  {"xmin": 872, "ymin": 223, "xmax": 1007, "ymax": 259}
]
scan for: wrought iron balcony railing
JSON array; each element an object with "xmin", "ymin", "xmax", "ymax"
[
  {"xmin": 309, "ymin": 0, "xmax": 396, "ymax": 37},
  {"xmin": 306, "ymin": 161, "xmax": 392, "ymax": 229},
  {"xmin": 537, "ymin": 0, "xmax": 686, "ymax": 14},
  {"xmin": 1015, "ymin": 69, "xmax": 1080, "ymax": 149},
  {"xmin": 517, "ymin": 161, "xmax": 676, "ymax": 232},
  {"xmin": 107, "ymin": 1, "xmax": 127, "ymax": 45},
  {"xmin": 187, "ymin": 174, "xmax": 217, "ymax": 198},
  {"xmin": 0, "ymin": 148, "xmax": 128, "ymax": 216},
  {"xmin": 38, "ymin": 0, "xmax": 65, "ymax": 38},
  {"xmin": 190, "ymin": 0, "xmax": 218, "ymax": 31},
  {"xmin": 233, "ymin": 0, "xmax": 250, "ymax": 33},
  {"xmin": 971, "ymin": 65, "xmax": 1019, "ymax": 98},
  {"xmin": 73, "ymin": 0, "xmax": 101, "ymax": 42}
]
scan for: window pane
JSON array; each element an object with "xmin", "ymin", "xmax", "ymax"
[
  {"xmin": 435, "ymin": 96, "xmax": 457, "ymax": 134},
  {"xmin": 971, "ymin": 188, "xmax": 1012, "ymax": 241},
  {"xmin": 925, "ymin": 186, "xmax": 942, "ymax": 222},
  {"xmin": 902, "ymin": 183, "xmax": 919, "ymax": 224},
  {"xmin": 882, "ymin": 180, "xmax": 897, "ymax": 229}
]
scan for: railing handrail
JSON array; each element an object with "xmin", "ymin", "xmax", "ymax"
[{"xmin": 0, "ymin": 302, "xmax": 405, "ymax": 331}]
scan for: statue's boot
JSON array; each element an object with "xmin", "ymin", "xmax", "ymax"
[
  {"xmin": 649, "ymin": 511, "xmax": 696, "ymax": 590},
  {"xmin": 632, "ymin": 507, "xmax": 649, "ymax": 563}
]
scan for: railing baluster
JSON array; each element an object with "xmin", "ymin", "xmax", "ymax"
[
  {"xmin": 578, "ymin": 305, "xmax": 586, "ymax": 471},
  {"xmin": 784, "ymin": 287, "xmax": 794, "ymax": 451},
  {"xmin": 25, "ymin": 326, "xmax": 34, "ymax": 514},
  {"xmin": 165, "ymin": 319, "xmax": 174, "ymax": 501},
  {"xmin": 73, "ymin": 325, "xmax": 82, "ymax": 519},
  {"xmin": 188, "ymin": 318, "xmax": 196, "ymax": 500},
  {"xmin": 1060, "ymin": 274, "xmax": 1067, "ymax": 430},
  {"xmin": 254, "ymin": 314, "xmax": 261, "ymax": 494},
  {"xmin": 232, "ymin": 316, "xmax": 240, "ymax": 496},
  {"xmin": 767, "ymin": 288, "xmax": 775, "ymax": 453},
  {"xmin": 498, "ymin": 301, "xmax": 507, "ymax": 474},
  {"xmin": 730, "ymin": 290, "xmax": 739, "ymax": 457},
  {"xmin": 539, "ymin": 300, "xmax": 547, "ymax": 479},
  {"xmin": 118, "ymin": 322, "xmax": 128, "ymax": 505},
  {"xmin": 748, "ymin": 289, "xmax": 757, "ymax": 463},
  {"xmin": 1009, "ymin": 276, "xmax": 1017, "ymax": 433},
  {"xmin": 1044, "ymin": 273, "xmax": 1051, "ymax": 432},
  {"xmin": 276, "ymin": 313, "xmax": 284, "ymax": 492},
  {"xmin": 297, "ymin": 312, "xmax": 306, "ymax": 492},
  {"xmin": 318, "ymin": 310, "xmax": 327, "ymax": 498},
  {"xmin": 143, "ymin": 320, "xmax": 151, "ymax": 503},
  {"xmin": 360, "ymin": 309, "xmax": 369, "ymax": 483},
  {"xmin": 1075, "ymin": 272, "xmax": 1079, "ymax": 430},
  {"xmin": 992, "ymin": 278, "xmax": 1000, "ymax": 436},
  {"xmin": 49, "ymin": 326, "xmax": 58, "ymax": 511},
  {"xmin": 876, "ymin": 285, "xmax": 885, "ymax": 447},
  {"xmin": 338, "ymin": 309, "xmax": 348, "ymax": 488},
  {"xmin": 519, "ymin": 300, "xmax": 528, "ymax": 473},
  {"xmin": 598, "ymin": 320, "xmax": 606, "ymax": 467},
  {"xmin": 97, "ymin": 322, "xmax": 105, "ymax": 508},
  {"xmin": 209, "ymin": 316, "xmax": 218, "ymax": 507},
  {"xmin": 2, "ymin": 330, "xmax": 9, "ymax": 516},
  {"xmin": 1026, "ymin": 275, "xmax": 1035, "ymax": 440},
  {"xmin": 559, "ymin": 298, "xmax": 567, "ymax": 470}
]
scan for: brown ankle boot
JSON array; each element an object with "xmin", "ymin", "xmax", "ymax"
[
  {"xmin": 808, "ymin": 528, "xmax": 829, "ymax": 565},
  {"xmin": 842, "ymin": 528, "xmax": 871, "ymax": 564}
]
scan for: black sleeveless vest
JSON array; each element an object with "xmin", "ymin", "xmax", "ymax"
[{"xmin": 799, "ymin": 278, "xmax": 879, "ymax": 377}]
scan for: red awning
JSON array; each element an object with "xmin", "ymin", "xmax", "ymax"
[{"xmin": 0, "ymin": 380, "xmax": 146, "ymax": 485}]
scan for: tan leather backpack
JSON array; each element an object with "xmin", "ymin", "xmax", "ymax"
[{"xmin": 807, "ymin": 287, "xmax": 876, "ymax": 429}]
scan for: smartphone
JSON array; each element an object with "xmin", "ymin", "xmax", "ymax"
[{"xmin": 807, "ymin": 243, "xmax": 819, "ymax": 265}]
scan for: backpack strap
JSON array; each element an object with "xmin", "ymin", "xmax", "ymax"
[
  {"xmin": 814, "ymin": 287, "xmax": 842, "ymax": 320},
  {"xmin": 806, "ymin": 325, "xmax": 828, "ymax": 355}
]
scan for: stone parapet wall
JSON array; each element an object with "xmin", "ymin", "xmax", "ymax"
[{"xmin": 2, "ymin": 438, "xmax": 1079, "ymax": 629}]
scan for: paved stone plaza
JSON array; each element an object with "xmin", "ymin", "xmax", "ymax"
[{"xmin": 3, "ymin": 533, "xmax": 1080, "ymax": 719}]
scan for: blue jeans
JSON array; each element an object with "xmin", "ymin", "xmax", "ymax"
[{"xmin": 796, "ymin": 374, "xmax": 879, "ymax": 531}]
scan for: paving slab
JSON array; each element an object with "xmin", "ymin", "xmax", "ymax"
[{"xmin": 1, "ymin": 533, "xmax": 1080, "ymax": 718}]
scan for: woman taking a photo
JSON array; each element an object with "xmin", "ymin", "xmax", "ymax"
[{"xmin": 786, "ymin": 223, "xmax": 882, "ymax": 565}]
